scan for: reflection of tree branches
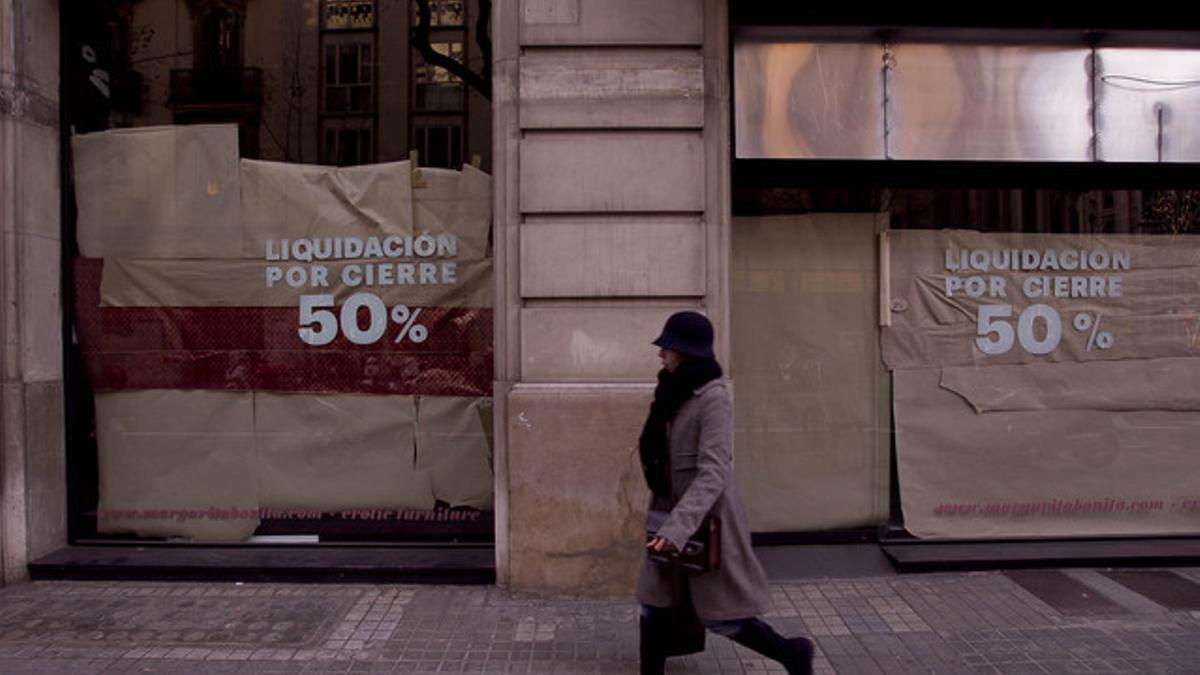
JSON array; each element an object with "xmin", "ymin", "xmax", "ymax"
[
  {"xmin": 475, "ymin": 0, "xmax": 492, "ymax": 95},
  {"xmin": 413, "ymin": 0, "xmax": 491, "ymax": 99},
  {"xmin": 260, "ymin": 4, "xmax": 312, "ymax": 162},
  {"xmin": 1145, "ymin": 190, "xmax": 1200, "ymax": 235}
]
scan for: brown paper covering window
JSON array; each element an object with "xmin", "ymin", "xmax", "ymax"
[
  {"xmin": 731, "ymin": 214, "xmax": 892, "ymax": 532},
  {"xmin": 886, "ymin": 230, "xmax": 1200, "ymax": 538},
  {"xmin": 894, "ymin": 366, "xmax": 1200, "ymax": 539},
  {"xmin": 74, "ymin": 127, "xmax": 497, "ymax": 541}
]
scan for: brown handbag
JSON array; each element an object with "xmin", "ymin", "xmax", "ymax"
[{"xmin": 645, "ymin": 509, "xmax": 721, "ymax": 571}]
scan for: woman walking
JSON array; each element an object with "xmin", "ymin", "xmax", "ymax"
[{"xmin": 637, "ymin": 311, "xmax": 813, "ymax": 674}]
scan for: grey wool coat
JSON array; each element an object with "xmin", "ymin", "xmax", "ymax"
[{"xmin": 636, "ymin": 379, "xmax": 772, "ymax": 621}]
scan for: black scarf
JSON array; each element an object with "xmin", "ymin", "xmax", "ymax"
[{"xmin": 638, "ymin": 357, "xmax": 723, "ymax": 497}]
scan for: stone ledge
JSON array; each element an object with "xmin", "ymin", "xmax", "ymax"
[{"xmin": 28, "ymin": 545, "xmax": 496, "ymax": 584}]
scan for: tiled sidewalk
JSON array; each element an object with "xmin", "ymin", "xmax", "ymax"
[{"xmin": 1, "ymin": 569, "xmax": 1199, "ymax": 673}]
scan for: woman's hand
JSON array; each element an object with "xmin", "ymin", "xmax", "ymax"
[{"xmin": 647, "ymin": 536, "xmax": 677, "ymax": 553}]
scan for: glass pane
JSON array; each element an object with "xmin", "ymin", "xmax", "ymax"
[
  {"xmin": 416, "ymin": 82, "xmax": 462, "ymax": 110},
  {"xmin": 350, "ymin": 85, "xmax": 371, "ymax": 112},
  {"xmin": 360, "ymin": 129, "xmax": 372, "ymax": 163},
  {"xmin": 65, "ymin": 1, "xmax": 494, "ymax": 546},
  {"xmin": 416, "ymin": 0, "xmax": 464, "ymax": 27},
  {"xmin": 415, "ymin": 44, "xmax": 463, "ymax": 83},
  {"xmin": 428, "ymin": 126, "xmax": 449, "ymax": 167},
  {"xmin": 414, "ymin": 43, "xmax": 463, "ymax": 111},
  {"xmin": 339, "ymin": 129, "xmax": 359, "ymax": 165},
  {"xmin": 325, "ymin": 0, "xmax": 375, "ymax": 30},
  {"xmin": 339, "ymin": 45, "xmax": 359, "ymax": 84},
  {"xmin": 325, "ymin": 86, "xmax": 347, "ymax": 112},
  {"xmin": 446, "ymin": 1, "xmax": 466, "ymax": 26},
  {"xmin": 735, "ymin": 180, "xmax": 1200, "ymax": 540}
]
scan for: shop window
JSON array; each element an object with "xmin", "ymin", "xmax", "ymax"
[
  {"xmin": 65, "ymin": 1, "xmax": 495, "ymax": 547},
  {"xmin": 733, "ymin": 172, "xmax": 1200, "ymax": 539}
]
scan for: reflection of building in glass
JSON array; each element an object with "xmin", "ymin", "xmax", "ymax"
[
  {"xmin": 411, "ymin": 1, "xmax": 468, "ymax": 168},
  {"xmin": 323, "ymin": 0, "xmax": 376, "ymax": 30},
  {"xmin": 98, "ymin": 0, "xmax": 489, "ymax": 168},
  {"xmin": 321, "ymin": 2, "xmax": 377, "ymax": 165},
  {"xmin": 421, "ymin": 0, "xmax": 463, "ymax": 26}
]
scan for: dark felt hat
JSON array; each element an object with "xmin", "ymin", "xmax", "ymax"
[{"xmin": 652, "ymin": 311, "xmax": 714, "ymax": 359}]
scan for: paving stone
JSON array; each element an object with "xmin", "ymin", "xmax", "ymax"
[{"xmin": 1, "ymin": 571, "xmax": 1200, "ymax": 672}]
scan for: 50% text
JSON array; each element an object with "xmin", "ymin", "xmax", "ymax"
[{"xmin": 298, "ymin": 293, "xmax": 428, "ymax": 346}]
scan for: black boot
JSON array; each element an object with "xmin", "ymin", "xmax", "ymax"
[
  {"xmin": 639, "ymin": 613, "xmax": 667, "ymax": 675},
  {"xmin": 729, "ymin": 618, "xmax": 813, "ymax": 675}
]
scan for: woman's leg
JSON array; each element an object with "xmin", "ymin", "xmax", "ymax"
[
  {"xmin": 703, "ymin": 617, "xmax": 814, "ymax": 675},
  {"xmin": 639, "ymin": 605, "xmax": 670, "ymax": 675}
]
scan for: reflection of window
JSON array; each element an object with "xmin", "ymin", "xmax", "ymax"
[
  {"xmin": 413, "ymin": 0, "xmax": 464, "ymax": 27},
  {"xmin": 320, "ymin": 5, "xmax": 375, "ymax": 167},
  {"xmin": 322, "ymin": 119, "xmax": 374, "ymax": 166},
  {"xmin": 325, "ymin": 42, "xmax": 373, "ymax": 112},
  {"xmin": 414, "ymin": 42, "xmax": 464, "ymax": 110},
  {"xmin": 415, "ymin": 123, "xmax": 462, "ymax": 168},
  {"xmin": 199, "ymin": 8, "xmax": 240, "ymax": 71},
  {"xmin": 324, "ymin": 0, "xmax": 375, "ymax": 30}
]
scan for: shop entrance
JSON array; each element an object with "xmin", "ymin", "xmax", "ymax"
[{"xmin": 731, "ymin": 214, "xmax": 892, "ymax": 534}]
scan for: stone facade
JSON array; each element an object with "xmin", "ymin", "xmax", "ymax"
[
  {"xmin": 0, "ymin": 0, "xmax": 731, "ymax": 596},
  {"xmin": 493, "ymin": 0, "xmax": 729, "ymax": 596},
  {"xmin": 1, "ymin": 0, "xmax": 66, "ymax": 584}
]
